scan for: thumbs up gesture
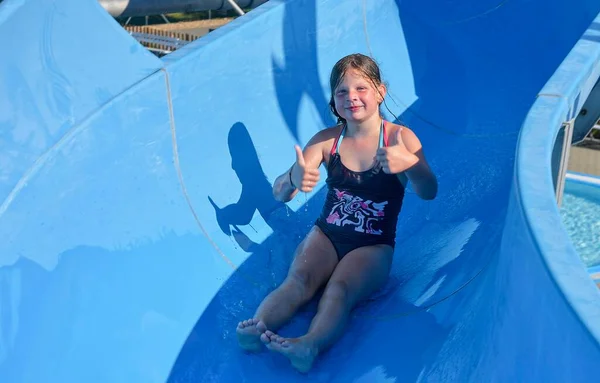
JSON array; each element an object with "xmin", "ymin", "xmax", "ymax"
[
  {"xmin": 376, "ymin": 128, "xmax": 419, "ymax": 174},
  {"xmin": 290, "ymin": 145, "xmax": 320, "ymax": 192}
]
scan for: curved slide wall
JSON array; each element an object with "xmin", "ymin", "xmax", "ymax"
[{"xmin": 1, "ymin": 0, "xmax": 600, "ymax": 382}]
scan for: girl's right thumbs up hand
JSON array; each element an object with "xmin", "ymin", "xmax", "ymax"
[{"xmin": 291, "ymin": 145, "xmax": 320, "ymax": 192}]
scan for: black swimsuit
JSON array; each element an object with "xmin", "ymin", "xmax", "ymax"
[{"xmin": 315, "ymin": 120, "xmax": 406, "ymax": 260}]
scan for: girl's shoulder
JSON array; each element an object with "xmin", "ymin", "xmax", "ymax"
[
  {"xmin": 385, "ymin": 120, "xmax": 410, "ymax": 134},
  {"xmin": 319, "ymin": 123, "xmax": 345, "ymax": 138},
  {"xmin": 386, "ymin": 120, "xmax": 420, "ymax": 136},
  {"xmin": 307, "ymin": 123, "xmax": 344, "ymax": 146},
  {"xmin": 305, "ymin": 123, "xmax": 345, "ymax": 166},
  {"xmin": 384, "ymin": 121, "xmax": 422, "ymax": 150},
  {"xmin": 384, "ymin": 121, "xmax": 407, "ymax": 140}
]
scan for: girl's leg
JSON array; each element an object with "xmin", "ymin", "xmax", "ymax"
[
  {"xmin": 261, "ymin": 244, "xmax": 393, "ymax": 372},
  {"xmin": 237, "ymin": 226, "xmax": 338, "ymax": 352}
]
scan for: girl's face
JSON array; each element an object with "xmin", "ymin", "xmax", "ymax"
[{"xmin": 333, "ymin": 68, "xmax": 385, "ymax": 124}]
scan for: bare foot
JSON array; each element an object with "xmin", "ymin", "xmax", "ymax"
[
  {"xmin": 260, "ymin": 330, "xmax": 318, "ymax": 373},
  {"xmin": 236, "ymin": 318, "xmax": 267, "ymax": 352}
]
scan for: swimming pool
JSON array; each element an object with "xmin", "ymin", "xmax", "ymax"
[{"xmin": 559, "ymin": 172, "xmax": 600, "ymax": 268}]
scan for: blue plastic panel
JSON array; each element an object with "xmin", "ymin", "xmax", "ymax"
[
  {"xmin": 164, "ymin": 0, "xmax": 600, "ymax": 380},
  {"xmin": 515, "ymin": 11, "xmax": 600, "ymax": 358},
  {"xmin": 0, "ymin": 0, "xmax": 162, "ymax": 202},
  {"xmin": 572, "ymin": 79, "xmax": 600, "ymax": 144},
  {"xmin": 1, "ymin": 0, "xmax": 600, "ymax": 382},
  {"xmin": 0, "ymin": 69, "xmax": 230, "ymax": 382}
]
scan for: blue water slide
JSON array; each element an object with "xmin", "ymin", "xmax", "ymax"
[{"xmin": 1, "ymin": 0, "xmax": 600, "ymax": 382}]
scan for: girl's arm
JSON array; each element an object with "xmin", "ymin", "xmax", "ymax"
[
  {"xmin": 272, "ymin": 165, "xmax": 300, "ymax": 202},
  {"xmin": 397, "ymin": 127, "xmax": 438, "ymax": 200},
  {"xmin": 272, "ymin": 131, "xmax": 328, "ymax": 202}
]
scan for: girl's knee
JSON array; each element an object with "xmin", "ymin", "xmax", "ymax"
[
  {"xmin": 286, "ymin": 270, "xmax": 317, "ymax": 300},
  {"xmin": 323, "ymin": 280, "xmax": 350, "ymax": 304}
]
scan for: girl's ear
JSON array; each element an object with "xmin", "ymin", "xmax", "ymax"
[{"xmin": 377, "ymin": 83, "xmax": 387, "ymax": 103}]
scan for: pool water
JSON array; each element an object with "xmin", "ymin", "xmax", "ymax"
[{"xmin": 559, "ymin": 177, "xmax": 600, "ymax": 268}]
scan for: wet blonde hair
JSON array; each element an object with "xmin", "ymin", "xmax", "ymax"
[{"xmin": 328, "ymin": 53, "xmax": 385, "ymax": 124}]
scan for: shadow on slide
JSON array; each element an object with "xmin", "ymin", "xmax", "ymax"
[
  {"xmin": 2, "ymin": 0, "xmax": 600, "ymax": 382},
  {"xmin": 166, "ymin": 0, "xmax": 519, "ymax": 382}
]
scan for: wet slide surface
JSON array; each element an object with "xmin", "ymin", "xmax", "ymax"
[{"xmin": 1, "ymin": 0, "xmax": 600, "ymax": 382}]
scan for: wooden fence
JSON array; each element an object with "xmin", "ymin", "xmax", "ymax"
[{"xmin": 124, "ymin": 25, "xmax": 198, "ymax": 55}]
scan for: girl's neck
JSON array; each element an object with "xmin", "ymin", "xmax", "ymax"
[{"xmin": 345, "ymin": 114, "xmax": 383, "ymax": 138}]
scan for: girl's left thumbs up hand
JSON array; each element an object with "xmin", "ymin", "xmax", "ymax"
[{"xmin": 375, "ymin": 128, "xmax": 419, "ymax": 174}]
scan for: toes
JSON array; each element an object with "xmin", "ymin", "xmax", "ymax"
[
  {"xmin": 239, "ymin": 318, "xmax": 260, "ymax": 329},
  {"xmin": 259, "ymin": 330, "xmax": 292, "ymax": 350},
  {"xmin": 260, "ymin": 333, "xmax": 270, "ymax": 344},
  {"xmin": 256, "ymin": 320, "xmax": 267, "ymax": 333}
]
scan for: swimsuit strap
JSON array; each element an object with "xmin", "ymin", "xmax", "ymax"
[
  {"xmin": 330, "ymin": 124, "xmax": 345, "ymax": 156},
  {"xmin": 332, "ymin": 119, "xmax": 386, "ymax": 155}
]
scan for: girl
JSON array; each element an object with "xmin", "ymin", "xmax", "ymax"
[{"xmin": 236, "ymin": 53, "xmax": 438, "ymax": 372}]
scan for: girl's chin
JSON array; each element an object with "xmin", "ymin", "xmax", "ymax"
[{"xmin": 343, "ymin": 112, "xmax": 376, "ymax": 123}]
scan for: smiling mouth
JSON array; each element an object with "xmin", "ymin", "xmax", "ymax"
[{"xmin": 347, "ymin": 106, "xmax": 363, "ymax": 111}]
